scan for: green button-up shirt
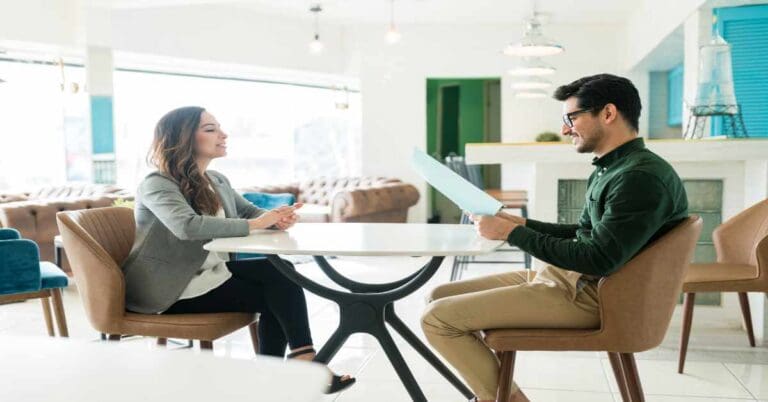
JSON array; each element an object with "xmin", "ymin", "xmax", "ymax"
[{"xmin": 507, "ymin": 138, "xmax": 689, "ymax": 277}]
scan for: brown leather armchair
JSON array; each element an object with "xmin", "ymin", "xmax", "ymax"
[
  {"xmin": 679, "ymin": 199, "xmax": 768, "ymax": 373},
  {"xmin": 0, "ymin": 185, "xmax": 131, "ymax": 269},
  {"xmin": 485, "ymin": 216, "xmax": 702, "ymax": 402},
  {"xmin": 240, "ymin": 177, "xmax": 419, "ymax": 223},
  {"xmin": 56, "ymin": 207, "xmax": 259, "ymax": 351}
]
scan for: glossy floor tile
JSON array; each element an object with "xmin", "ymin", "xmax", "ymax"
[{"xmin": 2, "ymin": 256, "xmax": 768, "ymax": 402}]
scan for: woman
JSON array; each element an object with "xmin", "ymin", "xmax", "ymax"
[{"xmin": 121, "ymin": 106, "xmax": 354, "ymax": 393}]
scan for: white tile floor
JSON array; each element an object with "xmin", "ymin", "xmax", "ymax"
[{"xmin": 2, "ymin": 255, "xmax": 768, "ymax": 402}]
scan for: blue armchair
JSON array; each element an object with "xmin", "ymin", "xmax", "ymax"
[
  {"xmin": 0, "ymin": 228, "xmax": 69, "ymax": 337},
  {"xmin": 236, "ymin": 192, "xmax": 295, "ymax": 261}
]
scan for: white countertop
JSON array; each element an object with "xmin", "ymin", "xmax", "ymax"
[
  {"xmin": 465, "ymin": 138, "xmax": 768, "ymax": 164},
  {"xmin": 204, "ymin": 223, "xmax": 503, "ymax": 257},
  {"xmin": 0, "ymin": 336, "xmax": 328, "ymax": 402}
]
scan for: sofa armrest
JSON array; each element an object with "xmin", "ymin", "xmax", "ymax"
[
  {"xmin": 330, "ymin": 183, "xmax": 420, "ymax": 222},
  {"xmin": 0, "ymin": 239, "xmax": 41, "ymax": 295}
]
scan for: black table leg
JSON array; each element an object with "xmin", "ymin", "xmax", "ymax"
[
  {"xmin": 265, "ymin": 255, "xmax": 472, "ymax": 401},
  {"xmin": 385, "ymin": 305, "xmax": 474, "ymax": 398}
]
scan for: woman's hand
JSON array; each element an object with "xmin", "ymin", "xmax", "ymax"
[
  {"xmin": 274, "ymin": 203, "xmax": 303, "ymax": 230},
  {"xmin": 248, "ymin": 203, "xmax": 303, "ymax": 230}
]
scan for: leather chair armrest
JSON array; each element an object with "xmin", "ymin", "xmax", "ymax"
[
  {"xmin": 330, "ymin": 183, "xmax": 420, "ymax": 222},
  {"xmin": 0, "ymin": 239, "xmax": 41, "ymax": 294}
]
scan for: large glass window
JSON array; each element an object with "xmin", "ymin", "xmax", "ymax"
[
  {"xmin": 0, "ymin": 60, "xmax": 87, "ymax": 191},
  {"xmin": 113, "ymin": 70, "xmax": 361, "ymax": 191}
]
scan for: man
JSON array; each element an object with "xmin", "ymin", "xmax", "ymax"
[{"xmin": 421, "ymin": 74, "xmax": 689, "ymax": 402}]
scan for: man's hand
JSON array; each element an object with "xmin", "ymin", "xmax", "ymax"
[
  {"xmin": 495, "ymin": 210, "xmax": 527, "ymax": 226},
  {"xmin": 470, "ymin": 214, "xmax": 519, "ymax": 240}
]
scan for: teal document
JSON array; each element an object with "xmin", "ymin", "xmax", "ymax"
[{"xmin": 412, "ymin": 148, "xmax": 503, "ymax": 216}]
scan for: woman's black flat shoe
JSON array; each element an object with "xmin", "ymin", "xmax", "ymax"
[
  {"xmin": 327, "ymin": 374, "xmax": 356, "ymax": 394},
  {"xmin": 287, "ymin": 348, "xmax": 357, "ymax": 394}
]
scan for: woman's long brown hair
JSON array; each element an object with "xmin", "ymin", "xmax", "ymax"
[{"xmin": 148, "ymin": 106, "xmax": 221, "ymax": 215}]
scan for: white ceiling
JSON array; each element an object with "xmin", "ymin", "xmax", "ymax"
[{"xmin": 95, "ymin": 0, "xmax": 640, "ymax": 25}]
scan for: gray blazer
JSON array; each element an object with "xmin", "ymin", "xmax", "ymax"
[{"xmin": 121, "ymin": 170, "xmax": 265, "ymax": 313}]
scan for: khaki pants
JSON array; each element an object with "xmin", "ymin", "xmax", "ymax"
[{"xmin": 421, "ymin": 266, "xmax": 600, "ymax": 400}]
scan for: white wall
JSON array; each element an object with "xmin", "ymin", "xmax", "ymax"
[
  {"xmin": 109, "ymin": 5, "xmax": 349, "ymax": 76},
  {"xmin": 348, "ymin": 23, "xmax": 627, "ymax": 222},
  {"xmin": 0, "ymin": 0, "xmax": 80, "ymax": 47}
]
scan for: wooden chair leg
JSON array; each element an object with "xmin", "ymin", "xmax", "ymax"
[
  {"xmin": 608, "ymin": 352, "xmax": 630, "ymax": 402},
  {"xmin": 248, "ymin": 322, "xmax": 260, "ymax": 355},
  {"xmin": 157, "ymin": 338, "xmax": 167, "ymax": 346},
  {"xmin": 200, "ymin": 340, "xmax": 213, "ymax": 350},
  {"xmin": 40, "ymin": 296, "xmax": 55, "ymax": 337},
  {"xmin": 50, "ymin": 288, "xmax": 69, "ymax": 337},
  {"xmin": 678, "ymin": 292, "xmax": 696, "ymax": 374},
  {"xmin": 496, "ymin": 351, "xmax": 516, "ymax": 402},
  {"xmin": 619, "ymin": 353, "xmax": 644, "ymax": 402},
  {"xmin": 738, "ymin": 292, "xmax": 756, "ymax": 347}
]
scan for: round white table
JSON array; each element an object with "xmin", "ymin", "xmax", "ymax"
[
  {"xmin": 205, "ymin": 223, "xmax": 503, "ymax": 401},
  {"xmin": 0, "ymin": 336, "xmax": 329, "ymax": 401}
]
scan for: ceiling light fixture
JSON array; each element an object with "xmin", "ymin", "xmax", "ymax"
[
  {"xmin": 510, "ymin": 76, "xmax": 552, "ymax": 90},
  {"xmin": 503, "ymin": 12, "xmax": 564, "ymax": 57},
  {"xmin": 385, "ymin": 0, "xmax": 401, "ymax": 44},
  {"xmin": 514, "ymin": 90, "xmax": 548, "ymax": 99},
  {"xmin": 507, "ymin": 57, "xmax": 556, "ymax": 76},
  {"xmin": 309, "ymin": 4, "xmax": 324, "ymax": 54}
]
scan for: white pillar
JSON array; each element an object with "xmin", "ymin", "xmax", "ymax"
[{"xmin": 83, "ymin": 5, "xmax": 116, "ymax": 184}]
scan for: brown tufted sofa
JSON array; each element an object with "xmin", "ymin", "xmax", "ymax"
[
  {"xmin": 239, "ymin": 177, "xmax": 420, "ymax": 223},
  {"xmin": 0, "ymin": 185, "xmax": 131, "ymax": 270}
]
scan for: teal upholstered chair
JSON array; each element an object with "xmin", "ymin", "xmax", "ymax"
[
  {"xmin": 0, "ymin": 228, "xmax": 69, "ymax": 337},
  {"xmin": 236, "ymin": 192, "xmax": 295, "ymax": 261}
]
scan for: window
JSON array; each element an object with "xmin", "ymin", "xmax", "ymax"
[
  {"xmin": 0, "ymin": 60, "xmax": 87, "ymax": 191},
  {"xmin": 113, "ymin": 70, "xmax": 361, "ymax": 191},
  {"xmin": 713, "ymin": 4, "xmax": 768, "ymax": 138},
  {"xmin": 667, "ymin": 64, "xmax": 683, "ymax": 126}
]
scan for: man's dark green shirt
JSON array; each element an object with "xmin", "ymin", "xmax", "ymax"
[{"xmin": 507, "ymin": 138, "xmax": 689, "ymax": 277}]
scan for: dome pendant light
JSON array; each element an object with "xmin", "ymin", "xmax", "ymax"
[
  {"xmin": 507, "ymin": 57, "xmax": 556, "ymax": 76},
  {"xmin": 503, "ymin": 12, "xmax": 564, "ymax": 57}
]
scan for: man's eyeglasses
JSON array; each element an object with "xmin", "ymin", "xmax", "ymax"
[{"xmin": 562, "ymin": 108, "xmax": 593, "ymax": 128}]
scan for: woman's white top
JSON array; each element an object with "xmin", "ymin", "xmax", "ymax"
[{"xmin": 178, "ymin": 207, "xmax": 233, "ymax": 300}]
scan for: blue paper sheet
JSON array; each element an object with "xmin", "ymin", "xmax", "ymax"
[{"xmin": 411, "ymin": 148, "xmax": 503, "ymax": 216}]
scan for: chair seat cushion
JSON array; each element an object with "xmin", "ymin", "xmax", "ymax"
[
  {"xmin": 683, "ymin": 263, "xmax": 759, "ymax": 292},
  {"xmin": 39, "ymin": 262, "xmax": 69, "ymax": 289},
  {"xmin": 122, "ymin": 312, "xmax": 257, "ymax": 340}
]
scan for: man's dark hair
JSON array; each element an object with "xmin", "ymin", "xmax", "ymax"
[{"xmin": 553, "ymin": 74, "xmax": 641, "ymax": 132}]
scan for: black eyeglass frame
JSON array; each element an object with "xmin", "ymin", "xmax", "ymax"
[{"xmin": 562, "ymin": 108, "xmax": 594, "ymax": 128}]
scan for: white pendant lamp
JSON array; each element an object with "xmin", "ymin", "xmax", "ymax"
[
  {"xmin": 385, "ymin": 0, "xmax": 402, "ymax": 44},
  {"xmin": 309, "ymin": 4, "xmax": 324, "ymax": 54},
  {"xmin": 507, "ymin": 57, "xmax": 556, "ymax": 76},
  {"xmin": 503, "ymin": 12, "xmax": 564, "ymax": 57}
]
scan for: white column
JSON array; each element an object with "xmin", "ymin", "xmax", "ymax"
[{"xmin": 83, "ymin": 5, "xmax": 116, "ymax": 184}]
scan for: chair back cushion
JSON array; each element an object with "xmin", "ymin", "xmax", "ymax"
[
  {"xmin": 241, "ymin": 192, "xmax": 295, "ymax": 209},
  {"xmin": 56, "ymin": 207, "xmax": 135, "ymax": 333},
  {"xmin": 714, "ymin": 198, "xmax": 768, "ymax": 267},
  {"xmin": 237, "ymin": 192, "xmax": 295, "ymax": 260},
  {"xmin": 598, "ymin": 215, "xmax": 702, "ymax": 351},
  {"xmin": 0, "ymin": 233, "xmax": 41, "ymax": 295}
]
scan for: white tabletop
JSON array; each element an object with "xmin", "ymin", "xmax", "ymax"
[
  {"xmin": 204, "ymin": 223, "xmax": 503, "ymax": 257},
  {"xmin": 0, "ymin": 336, "xmax": 328, "ymax": 402}
]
